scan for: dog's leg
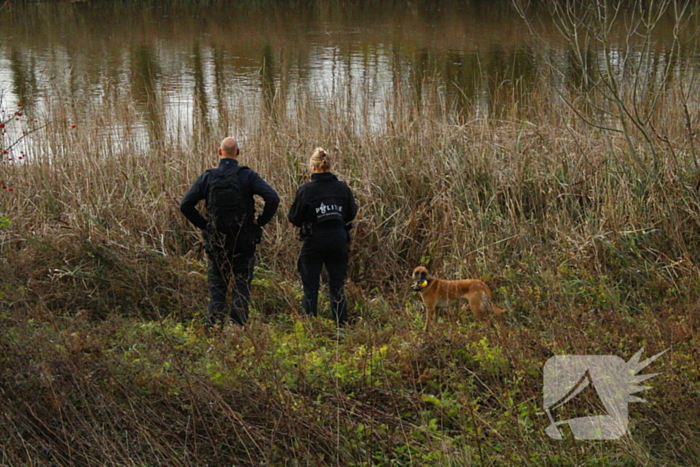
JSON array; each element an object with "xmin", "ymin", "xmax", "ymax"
[
  {"xmin": 467, "ymin": 292, "xmax": 487, "ymax": 319},
  {"xmin": 423, "ymin": 299, "xmax": 437, "ymax": 332}
]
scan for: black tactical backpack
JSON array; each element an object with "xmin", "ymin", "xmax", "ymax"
[{"xmin": 206, "ymin": 166, "xmax": 246, "ymax": 234}]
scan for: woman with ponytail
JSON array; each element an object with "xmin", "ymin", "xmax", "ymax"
[{"xmin": 288, "ymin": 148, "xmax": 357, "ymax": 326}]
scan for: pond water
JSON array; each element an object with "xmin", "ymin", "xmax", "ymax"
[{"xmin": 1, "ymin": 1, "xmax": 698, "ymax": 150}]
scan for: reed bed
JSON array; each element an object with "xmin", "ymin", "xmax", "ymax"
[{"xmin": 1, "ymin": 69, "xmax": 699, "ymax": 466}]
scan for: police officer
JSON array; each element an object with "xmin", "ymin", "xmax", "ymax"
[
  {"xmin": 288, "ymin": 148, "xmax": 357, "ymax": 326},
  {"xmin": 180, "ymin": 137, "xmax": 279, "ymax": 328}
]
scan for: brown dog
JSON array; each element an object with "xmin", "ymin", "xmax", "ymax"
[{"xmin": 411, "ymin": 266, "xmax": 506, "ymax": 331}]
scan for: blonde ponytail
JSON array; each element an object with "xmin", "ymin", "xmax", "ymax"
[{"xmin": 309, "ymin": 147, "xmax": 331, "ymax": 172}]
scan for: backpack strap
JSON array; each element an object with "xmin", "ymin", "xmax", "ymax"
[{"xmin": 206, "ymin": 164, "xmax": 245, "ymax": 177}]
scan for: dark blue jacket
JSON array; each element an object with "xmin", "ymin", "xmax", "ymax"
[
  {"xmin": 180, "ymin": 158, "xmax": 279, "ymax": 231},
  {"xmin": 288, "ymin": 172, "xmax": 357, "ymax": 230}
]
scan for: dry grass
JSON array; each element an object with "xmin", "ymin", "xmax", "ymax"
[{"xmin": 1, "ymin": 47, "xmax": 700, "ymax": 466}]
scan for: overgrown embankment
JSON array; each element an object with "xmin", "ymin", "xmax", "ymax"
[{"xmin": 2, "ymin": 47, "xmax": 700, "ymax": 466}]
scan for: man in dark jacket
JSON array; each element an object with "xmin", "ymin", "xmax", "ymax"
[{"xmin": 180, "ymin": 137, "xmax": 279, "ymax": 328}]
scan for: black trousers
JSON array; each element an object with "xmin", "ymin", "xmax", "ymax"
[
  {"xmin": 204, "ymin": 230, "xmax": 256, "ymax": 326},
  {"xmin": 297, "ymin": 228, "xmax": 349, "ymax": 326}
]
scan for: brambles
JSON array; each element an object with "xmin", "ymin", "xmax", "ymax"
[
  {"xmin": 1, "ymin": 94, "xmax": 47, "ymax": 200},
  {"xmin": 0, "ymin": 96, "xmax": 43, "ymax": 164}
]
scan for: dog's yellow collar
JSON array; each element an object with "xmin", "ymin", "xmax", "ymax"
[{"xmin": 413, "ymin": 280, "xmax": 428, "ymax": 289}]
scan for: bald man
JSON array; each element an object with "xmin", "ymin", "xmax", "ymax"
[{"xmin": 180, "ymin": 137, "xmax": 279, "ymax": 328}]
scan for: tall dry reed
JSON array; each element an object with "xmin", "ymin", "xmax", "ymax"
[{"xmin": 1, "ymin": 58, "xmax": 699, "ymax": 466}]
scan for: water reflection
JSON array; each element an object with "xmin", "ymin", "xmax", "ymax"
[
  {"xmin": 131, "ymin": 44, "xmax": 164, "ymax": 145},
  {"xmin": 0, "ymin": 0, "xmax": 696, "ymax": 144},
  {"xmin": 260, "ymin": 44, "xmax": 277, "ymax": 120},
  {"xmin": 192, "ymin": 41, "xmax": 211, "ymax": 140},
  {"xmin": 7, "ymin": 48, "xmax": 38, "ymax": 107}
]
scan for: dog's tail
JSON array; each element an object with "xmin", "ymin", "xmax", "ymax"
[
  {"xmin": 483, "ymin": 294, "xmax": 507, "ymax": 315},
  {"xmin": 477, "ymin": 291, "xmax": 508, "ymax": 317}
]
